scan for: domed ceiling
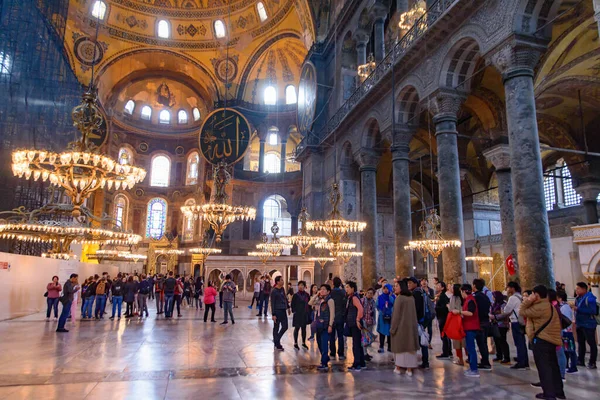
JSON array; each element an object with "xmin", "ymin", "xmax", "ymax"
[{"xmin": 60, "ymin": 0, "xmax": 316, "ymax": 133}]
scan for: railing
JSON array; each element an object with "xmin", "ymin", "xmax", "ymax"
[
  {"xmin": 296, "ymin": 0, "xmax": 456, "ymax": 154},
  {"xmin": 214, "ymin": 99, "xmax": 297, "ymax": 113}
]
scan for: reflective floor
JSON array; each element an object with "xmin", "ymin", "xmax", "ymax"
[{"xmin": 1, "ymin": 300, "xmax": 599, "ymax": 399}]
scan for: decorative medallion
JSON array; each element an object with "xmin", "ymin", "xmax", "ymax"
[
  {"xmin": 115, "ymin": 13, "xmax": 149, "ymax": 29},
  {"xmin": 73, "ymin": 33, "xmax": 107, "ymax": 67},
  {"xmin": 139, "ymin": 142, "xmax": 149, "ymax": 152},
  {"xmin": 135, "ymin": 188, "xmax": 145, "ymax": 197},
  {"xmin": 175, "ymin": 146, "xmax": 185, "ymax": 155},
  {"xmin": 156, "ymin": 82, "xmax": 176, "ymax": 108},
  {"xmin": 199, "ymin": 108, "xmax": 251, "ymax": 166},
  {"xmin": 297, "ymin": 61, "xmax": 317, "ymax": 136},
  {"xmin": 210, "ymin": 55, "xmax": 239, "ymax": 83},
  {"xmin": 177, "ymin": 23, "xmax": 206, "ymax": 37}
]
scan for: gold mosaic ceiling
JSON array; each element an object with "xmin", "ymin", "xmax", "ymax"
[{"xmin": 61, "ymin": 0, "xmax": 315, "ymax": 120}]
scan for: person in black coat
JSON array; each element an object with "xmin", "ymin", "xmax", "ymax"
[
  {"xmin": 124, "ymin": 276, "xmax": 138, "ymax": 318},
  {"xmin": 434, "ymin": 281, "xmax": 452, "ymax": 359},
  {"xmin": 291, "ymin": 281, "xmax": 311, "ymax": 350}
]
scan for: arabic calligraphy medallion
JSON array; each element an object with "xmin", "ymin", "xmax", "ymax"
[{"xmin": 199, "ymin": 108, "xmax": 251, "ymax": 166}]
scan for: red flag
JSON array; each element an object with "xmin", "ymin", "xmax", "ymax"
[{"xmin": 506, "ymin": 254, "xmax": 516, "ymax": 276}]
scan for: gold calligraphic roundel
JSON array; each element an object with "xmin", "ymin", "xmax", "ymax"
[
  {"xmin": 297, "ymin": 61, "xmax": 317, "ymax": 136},
  {"xmin": 199, "ymin": 108, "xmax": 251, "ymax": 166}
]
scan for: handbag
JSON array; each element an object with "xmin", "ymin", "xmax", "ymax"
[
  {"xmin": 43, "ymin": 291, "xmax": 48, "ymax": 298},
  {"xmin": 361, "ymin": 328, "xmax": 376, "ymax": 347},
  {"xmin": 442, "ymin": 313, "xmax": 466, "ymax": 340},
  {"xmin": 488, "ymin": 323, "xmax": 501, "ymax": 339},
  {"xmin": 418, "ymin": 324, "xmax": 430, "ymax": 347}
]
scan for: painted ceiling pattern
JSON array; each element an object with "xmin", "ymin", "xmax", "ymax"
[{"xmin": 59, "ymin": 0, "xmax": 314, "ymax": 132}]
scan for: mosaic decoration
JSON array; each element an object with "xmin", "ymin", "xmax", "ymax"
[
  {"xmin": 146, "ymin": 198, "xmax": 168, "ymax": 239},
  {"xmin": 266, "ymin": 50, "xmax": 277, "ymax": 83},
  {"xmin": 277, "ymin": 48, "xmax": 294, "ymax": 82},
  {"xmin": 175, "ymin": 146, "xmax": 185, "ymax": 155},
  {"xmin": 210, "ymin": 55, "xmax": 238, "ymax": 83},
  {"xmin": 153, "ymin": 0, "xmax": 173, "ymax": 7},
  {"xmin": 177, "ymin": 23, "xmax": 207, "ymax": 37},
  {"xmin": 72, "ymin": 33, "xmax": 108, "ymax": 67},
  {"xmin": 110, "ymin": 0, "xmax": 275, "ymax": 19},
  {"xmin": 115, "ymin": 13, "xmax": 149, "ymax": 29},
  {"xmin": 139, "ymin": 142, "xmax": 149, "ymax": 152},
  {"xmin": 156, "ymin": 82, "xmax": 176, "ymax": 108}
]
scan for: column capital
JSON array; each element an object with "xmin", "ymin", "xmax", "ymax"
[
  {"xmin": 391, "ymin": 126, "xmax": 415, "ymax": 161},
  {"xmin": 575, "ymin": 181, "xmax": 600, "ymax": 202},
  {"xmin": 371, "ymin": 2, "xmax": 388, "ymax": 22},
  {"xmin": 488, "ymin": 34, "xmax": 547, "ymax": 81},
  {"xmin": 482, "ymin": 144, "xmax": 511, "ymax": 171},
  {"xmin": 427, "ymin": 89, "xmax": 466, "ymax": 120},
  {"xmin": 355, "ymin": 148, "xmax": 380, "ymax": 171},
  {"xmin": 354, "ymin": 29, "xmax": 370, "ymax": 45}
]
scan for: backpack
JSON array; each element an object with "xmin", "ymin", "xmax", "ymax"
[
  {"xmin": 584, "ymin": 296, "xmax": 600, "ymax": 325},
  {"xmin": 139, "ymin": 281, "xmax": 150, "ymax": 295},
  {"xmin": 164, "ymin": 278, "xmax": 176, "ymax": 292},
  {"xmin": 86, "ymin": 282, "xmax": 97, "ymax": 298},
  {"xmin": 421, "ymin": 289, "xmax": 435, "ymax": 322},
  {"xmin": 263, "ymin": 281, "xmax": 271, "ymax": 295}
]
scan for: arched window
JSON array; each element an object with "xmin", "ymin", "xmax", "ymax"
[
  {"xmin": 264, "ymin": 152, "xmax": 281, "ymax": 174},
  {"xmin": 157, "ymin": 20, "xmax": 170, "ymax": 38},
  {"xmin": 285, "ymin": 85, "xmax": 297, "ymax": 104},
  {"xmin": 141, "ymin": 105, "xmax": 152, "ymax": 120},
  {"xmin": 183, "ymin": 199, "xmax": 196, "ymax": 241},
  {"xmin": 186, "ymin": 152, "xmax": 199, "ymax": 185},
  {"xmin": 257, "ymin": 2, "xmax": 268, "ymax": 22},
  {"xmin": 150, "ymin": 155, "xmax": 170, "ymax": 187},
  {"xmin": 543, "ymin": 159, "xmax": 581, "ymax": 211},
  {"xmin": 124, "ymin": 100, "xmax": 135, "ymax": 115},
  {"xmin": 118, "ymin": 147, "xmax": 132, "ymax": 165},
  {"xmin": 192, "ymin": 107, "xmax": 201, "ymax": 121},
  {"xmin": 562, "ymin": 165, "xmax": 581, "ymax": 207},
  {"xmin": 214, "ymin": 20, "xmax": 226, "ymax": 38},
  {"xmin": 263, "ymin": 195, "xmax": 292, "ymax": 253},
  {"xmin": 159, "ymin": 109, "xmax": 170, "ymax": 124},
  {"xmin": 91, "ymin": 1, "xmax": 107, "ymax": 20},
  {"xmin": 0, "ymin": 52, "xmax": 11, "ymax": 75},
  {"xmin": 268, "ymin": 130, "xmax": 279, "ymax": 145},
  {"xmin": 146, "ymin": 198, "xmax": 168, "ymax": 239},
  {"xmin": 178, "ymin": 110, "xmax": 188, "ymax": 124},
  {"xmin": 113, "ymin": 194, "xmax": 128, "ymax": 229},
  {"xmin": 543, "ymin": 174, "xmax": 556, "ymax": 211},
  {"xmin": 264, "ymin": 85, "xmax": 277, "ymax": 105}
]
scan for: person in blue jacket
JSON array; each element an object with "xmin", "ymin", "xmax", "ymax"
[
  {"xmin": 376, "ymin": 283, "xmax": 395, "ymax": 353},
  {"xmin": 574, "ymin": 282, "xmax": 597, "ymax": 369}
]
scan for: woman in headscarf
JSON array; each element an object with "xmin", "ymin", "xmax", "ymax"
[
  {"xmin": 490, "ymin": 290, "xmax": 510, "ymax": 364},
  {"xmin": 376, "ymin": 283, "xmax": 395, "ymax": 353},
  {"xmin": 390, "ymin": 279, "xmax": 419, "ymax": 376}
]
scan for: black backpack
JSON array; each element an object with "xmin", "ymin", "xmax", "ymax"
[
  {"xmin": 164, "ymin": 278, "xmax": 176, "ymax": 292},
  {"xmin": 85, "ymin": 282, "xmax": 97, "ymax": 298}
]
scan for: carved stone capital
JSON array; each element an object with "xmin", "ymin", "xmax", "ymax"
[
  {"xmin": 355, "ymin": 148, "xmax": 380, "ymax": 171},
  {"xmin": 488, "ymin": 35, "xmax": 547, "ymax": 81},
  {"xmin": 575, "ymin": 182, "xmax": 600, "ymax": 202},
  {"xmin": 371, "ymin": 2, "xmax": 388, "ymax": 22},
  {"xmin": 483, "ymin": 144, "xmax": 511, "ymax": 171},
  {"xmin": 354, "ymin": 29, "xmax": 370, "ymax": 46},
  {"xmin": 391, "ymin": 126, "xmax": 415, "ymax": 161},
  {"xmin": 427, "ymin": 89, "xmax": 466, "ymax": 118}
]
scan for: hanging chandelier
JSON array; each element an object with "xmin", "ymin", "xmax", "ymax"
[
  {"xmin": 280, "ymin": 207, "xmax": 327, "ymax": 256},
  {"xmin": 42, "ymin": 252, "xmax": 75, "ymax": 260},
  {"xmin": 337, "ymin": 251, "xmax": 363, "ymax": 264},
  {"xmin": 309, "ymin": 256, "xmax": 335, "ymax": 269},
  {"xmin": 249, "ymin": 251, "xmax": 272, "ymax": 264},
  {"xmin": 404, "ymin": 208, "xmax": 461, "ymax": 264},
  {"xmin": 306, "ymin": 183, "xmax": 366, "ymax": 244},
  {"xmin": 11, "ymin": 90, "xmax": 146, "ymax": 217},
  {"xmin": 465, "ymin": 240, "xmax": 493, "ymax": 263},
  {"xmin": 181, "ymin": 162, "xmax": 255, "ymax": 243},
  {"xmin": 398, "ymin": 0, "xmax": 427, "ymax": 30},
  {"xmin": 315, "ymin": 241, "xmax": 357, "ymax": 258},
  {"xmin": 256, "ymin": 222, "xmax": 292, "ymax": 257},
  {"xmin": 189, "ymin": 232, "xmax": 222, "ymax": 265},
  {"xmin": 357, "ymin": 53, "xmax": 376, "ymax": 80},
  {"xmin": 154, "ymin": 248, "xmax": 185, "ymax": 256},
  {"xmin": 89, "ymin": 249, "xmax": 147, "ymax": 263}
]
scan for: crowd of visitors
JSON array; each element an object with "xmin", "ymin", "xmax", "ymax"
[{"xmin": 45, "ymin": 270, "xmax": 598, "ymax": 400}]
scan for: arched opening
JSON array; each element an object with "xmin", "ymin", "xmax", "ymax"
[
  {"xmin": 183, "ymin": 199, "xmax": 196, "ymax": 241},
  {"xmin": 264, "ymin": 152, "xmax": 281, "ymax": 174},
  {"xmin": 302, "ymin": 270, "xmax": 312, "ymax": 288},
  {"xmin": 193, "ymin": 107, "xmax": 201, "ymax": 121},
  {"xmin": 246, "ymin": 269, "xmax": 262, "ymax": 292},
  {"xmin": 208, "ymin": 269, "xmax": 223, "ymax": 289},
  {"xmin": 113, "ymin": 194, "xmax": 128, "ymax": 230},
  {"xmin": 124, "ymin": 100, "xmax": 135, "ymax": 115},
  {"xmin": 91, "ymin": 1, "xmax": 107, "ymax": 20},
  {"xmin": 285, "ymin": 85, "xmax": 297, "ymax": 104},
  {"xmin": 146, "ymin": 198, "xmax": 168, "ymax": 239},
  {"xmin": 178, "ymin": 109, "xmax": 188, "ymax": 124},
  {"xmin": 263, "ymin": 195, "xmax": 292, "ymax": 254},
  {"xmin": 159, "ymin": 109, "xmax": 170, "ymax": 124},
  {"xmin": 157, "ymin": 20, "xmax": 170, "ymax": 39},
  {"xmin": 230, "ymin": 269, "xmax": 244, "ymax": 297},
  {"xmin": 118, "ymin": 147, "xmax": 133, "ymax": 165},
  {"xmin": 264, "ymin": 85, "xmax": 277, "ymax": 105},
  {"xmin": 141, "ymin": 105, "xmax": 152, "ymax": 120},
  {"xmin": 214, "ymin": 20, "xmax": 226, "ymax": 39},
  {"xmin": 150, "ymin": 155, "xmax": 171, "ymax": 187},
  {"xmin": 257, "ymin": 2, "xmax": 268, "ymax": 22},
  {"xmin": 186, "ymin": 152, "xmax": 200, "ymax": 185}
]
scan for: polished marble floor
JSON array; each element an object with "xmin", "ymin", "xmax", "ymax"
[{"xmin": 1, "ymin": 300, "xmax": 599, "ymax": 399}]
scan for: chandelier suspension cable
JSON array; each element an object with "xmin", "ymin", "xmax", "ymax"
[{"xmin": 90, "ymin": 9, "xmax": 101, "ymax": 89}]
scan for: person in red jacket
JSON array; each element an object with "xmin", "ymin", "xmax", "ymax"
[
  {"xmin": 203, "ymin": 281, "xmax": 218, "ymax": 322},
  {"xmin": 452, "ymin": 283, "xmax": 480, "ymax": 378},
  {"xmin": 46, "ymin": 276, "xmax": 62, "ymax": 320}
]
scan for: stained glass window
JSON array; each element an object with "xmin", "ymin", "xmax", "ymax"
[
  {"xmin": 186, "ymin": 152, "xmax": 199, "ymax": 185},
  {"xmin": 183, "ymin": 199, "xmax": 196, "ymax": 241},
  {"xmin": 91, "ymin": 1, "xmax": 107, "ymax": 20},
  {"xmin": 146, "ymin": 198, "xmax": 168, "ymax": 239},
  {"xmin": 118, "ymin": 147, "xmax": 132, "ymax": 165},
  {"xmin": 285, "ymin": 85, "xmax": 297, "ymax": 104},
  {"xmin": 157, "ymin": 20, "xmax": 170, "ymax": 38},
  {"xmin": 151, "ymin": 155, "xmax": 170, "ymax": 187},
  {"xmin": 114, "ymin": 195, "xmax": 128, "ymax": 229},
  {"xmin": 124, "ymin": 100, "xmax": 135, "ymax": 115}
]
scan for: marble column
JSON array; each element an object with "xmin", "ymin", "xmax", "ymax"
[
  {"xmin": 355, "ymin": 31, "xmax": 369, "ymax": 66},
  {"xmin": 431, "ymin": 92, "xmax": 467, "ymax": 283},
  {"xmin": 483, "ymin": 144, "xmax": 519, "ymax": 274},
  {"xmin": 356, "ymin": 149, "xmax": 380, "ymax": 288},
  {"xmin": 373, "ymin": 15, "xmax": 386, "ymax": 63},
  {"xmin": 280, "ymin": 140, "xmax": 287, "ymax": 173},
  {"xmin": 492, "ymin": 39, "xmax": 554, "ymax": 289},
  {"xmin": 391, "ymin": 127, "xmax": 415, "ymax": 278},
  {"xmin": 258, "ymin": 139, "xmax": 266, "ymax": 173},
  {"xmin": 575, "ymin": 182, "xmax": 600, "ymax": 225}
]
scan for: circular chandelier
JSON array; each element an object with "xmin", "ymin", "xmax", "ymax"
[
  {"xmin": 249, "ymin": 251, "xmax": 272, "ymax": 264},
  {"xmin": 89, "ymin": 249, "xmax": 147, "ymax": 263},
  {"xmin": 337, "ymin": 251, "xmax": 363, "ymax": 264},
  {"xmin": 256, "ymin": 222, "xmax": 292, "ymax": 257},
  {"xmin": 181, "ymin": 162, "xmax": 255, "ymax": 243},
  {"xmin": 309, "ymin": 256, "xmax": 335, "ymax": 269},
  {"xmin": 42, "ymin": 252, "xmax": 75, "ymax": 260},
  {"xmin": 154, "ymin": 249, "xmax": 185, "ymax": 255},
  {"xmin": 465, "ymin": 240, "xmax": 493, "ymax": 263},
  {"xmin": 280, "ymin": 207, "xmax": 327, "ymax": 256},
  {"xmin": 189, "ymin": 232, "xmax": 222, "ymax": 266},
  {"xmin": 306, "ymin": 183, "xmax": 366, "ymax": 244},
  {"xmin": 315, "ymin": 241, "xmax": 357, "ymax": 258},
  {"xmin": 404, "ymin": 208, "xmax": 461, "ymax": 264},
  {"xmin": 11, "ymin": 90, "xmax": 146, "ymax": 217}
]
